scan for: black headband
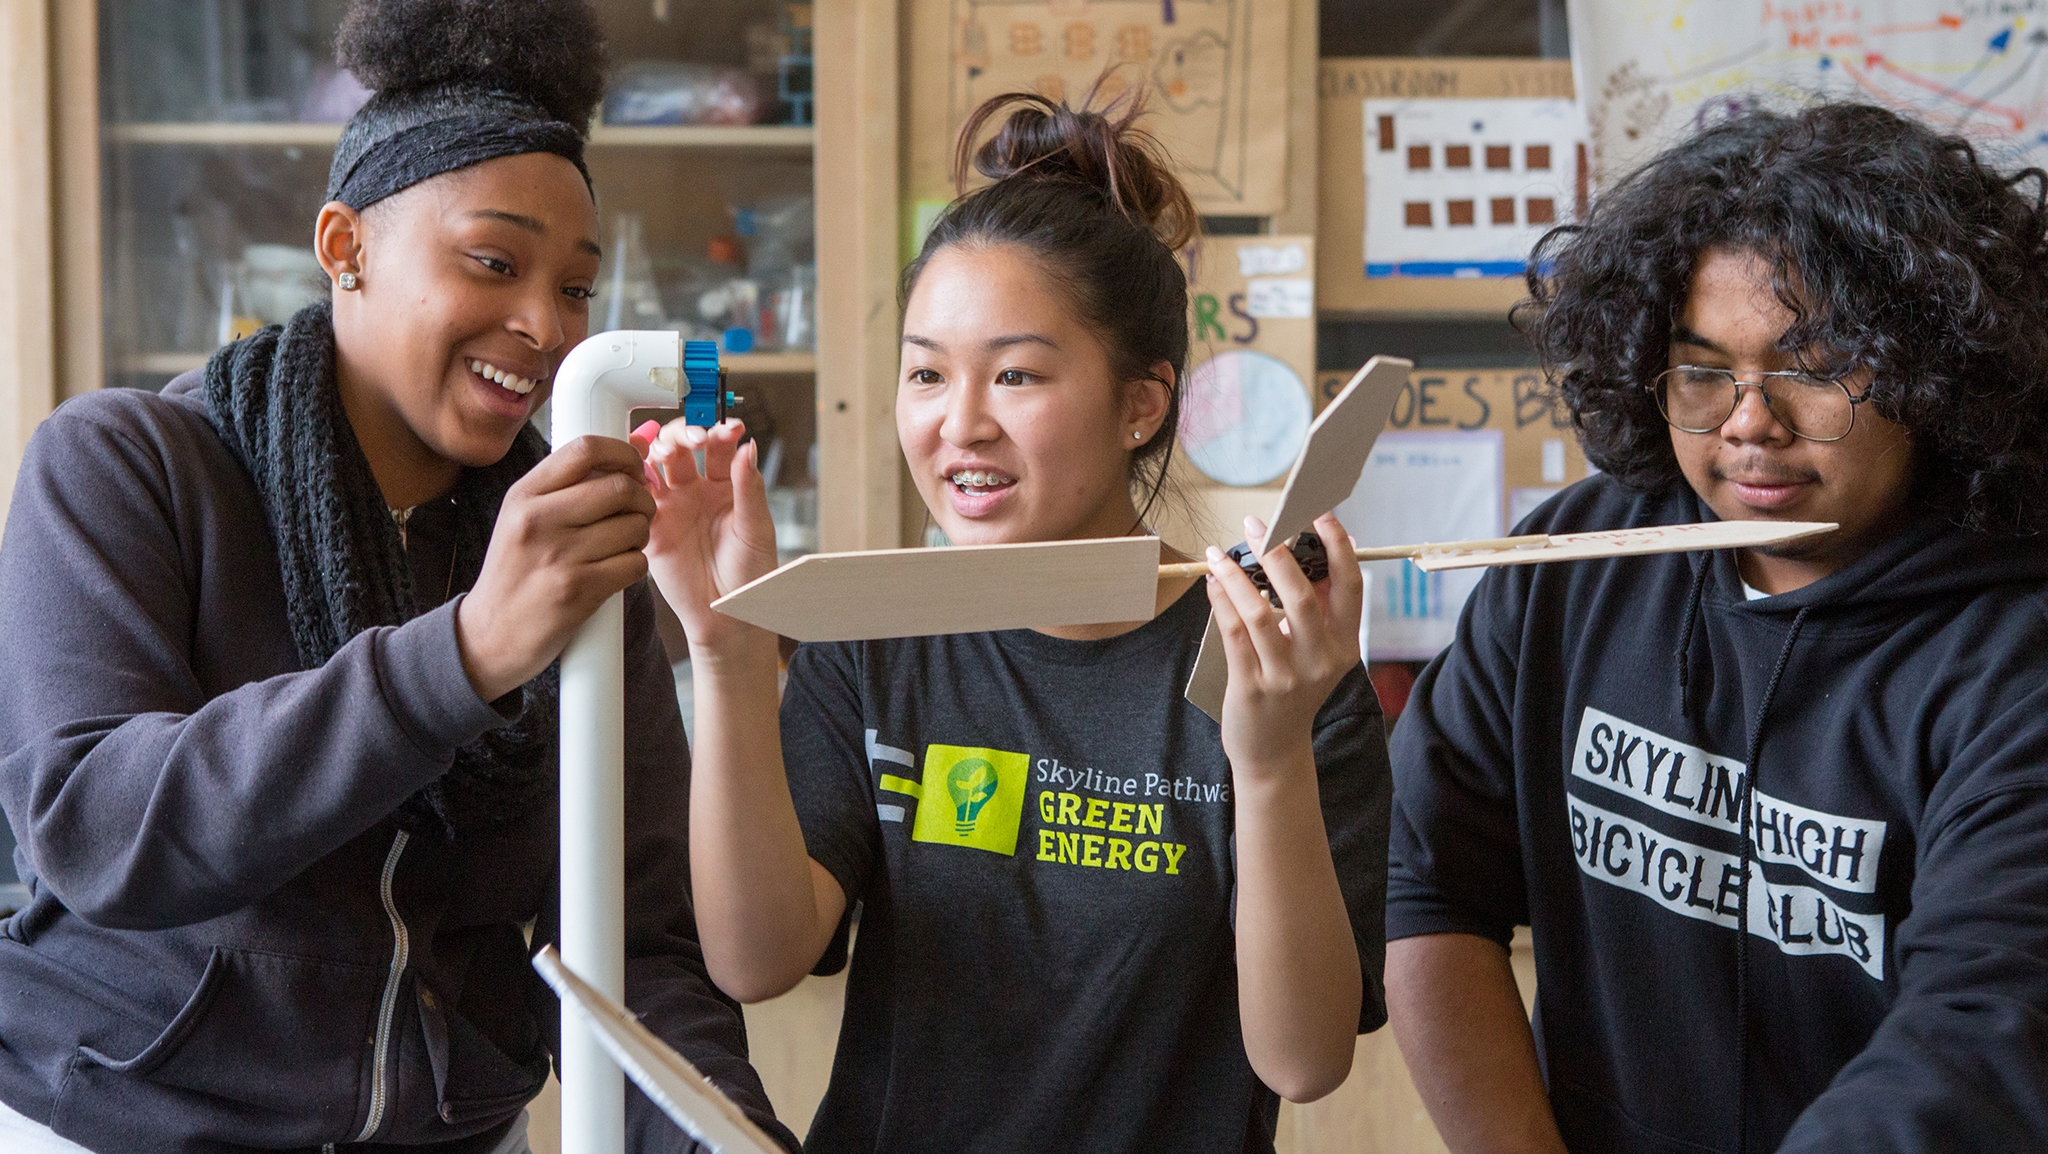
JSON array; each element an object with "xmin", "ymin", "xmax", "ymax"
[{"xmin": 326, "ymin": 83, "xmax": 592, "ymax": 210}]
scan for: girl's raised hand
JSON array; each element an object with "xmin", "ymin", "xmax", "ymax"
[
  {"xmin": 632, "ymin": 417, "xmax": 781, "ymax": 653},
  {"xmin": 1203, "ymin": 511, "xmax": 1365, "ymax": 777}
]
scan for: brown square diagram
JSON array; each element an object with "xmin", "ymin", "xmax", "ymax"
[
  {"xmin": 1491, "ymin": 197, "xmax": 1517, "ymax": 225},
  {"xmin": 1486, "ymin": 144, "xmax": 1512, "ymax": 170},
  {"xmin": 1527, "ymin": 197, "xmax": 1557, "ymax": 224},
  {"xmin": 1063, "ymin": 22, "xmax": 1096, "ymax": 60},
  {"xmin": 1408, "ymin": 144, "xmax": 1432, "ymax": 170},
  {"xmin": 1447, "ymin": 199, "xmax": 1476, "ymax": 226},
  {"xmin": 1444, "ymin": 144, "xmax": 1472, "ymax": 168},
  {"xmin": 1526, "ymin": 144, "xmax": 1552, "ymax": 170},
  {"xmin": 1405, "ymin": 201, "xmax": 1433, "ymax": 227}
]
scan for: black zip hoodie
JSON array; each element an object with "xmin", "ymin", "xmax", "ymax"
[
  {"xmin": 1388, "ymin": 472, "xmax": 2048, "ymax": 1153},
  {"xmin": 0, "ymin": 379, "xmax": 798, "ymax": 1152}
]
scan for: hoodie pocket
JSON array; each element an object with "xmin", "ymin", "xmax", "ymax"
[
  {"xmin": 56, "ymin": 946, "xmax": 383, "ymax": 1149},
  {"xmin": 416, "ymin": 980, "xmax": 550, "ymax": 1127},
  {"xmin": 73, "ymin": 948, "xmax": 229, "ymax": 1077}
]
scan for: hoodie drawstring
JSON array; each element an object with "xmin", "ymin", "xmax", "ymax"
[
  {"xmin": 1734, "ymin": 604, "xmax": 1810, "ymax": 1154},
  {"xmin": 1674, "ymin": 557, "xmax": 1710, "ymax": 722}
]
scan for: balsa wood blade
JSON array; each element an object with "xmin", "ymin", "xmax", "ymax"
[
  {"xmin": 533, "ymin": 948, "xmax": 782, "ymax": 1154},
  {"xmin": 1412, "ymin": 520, "xmax": 1837, "ymax": 571},
  {"xmin": 1188, "ymin": 356, "xmax": 1414, "ymax": 722},
  {"xmin": 1257, "ymin": 355, "xmax": 1415, "ymax": 552},
  {"xmin": 711, "ymin": 536, "xmax": 1164, "ymax": 642}
]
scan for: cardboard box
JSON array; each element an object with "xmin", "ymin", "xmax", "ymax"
[
  {"xmin": 1318, "ymin": 365, "xmax": 1590, "ymax": 523},
  {"xmin": 907, "ymin": 0, "xmax": 1294, "ymax": 215},
  {"xmin": 1186, "ymin": 234, "xmax": 1317, "ymax": 401},
  {"xmin": 1152, "ymin": 235, "xmax": 1317, "ymax": 553}
]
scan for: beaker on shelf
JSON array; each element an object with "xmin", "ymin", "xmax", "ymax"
[{"xmin": 599, "ymin": 212, "xmax": 668, "ymax": 333}]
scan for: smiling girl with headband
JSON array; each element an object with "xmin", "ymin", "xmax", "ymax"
[
  {"xmin": 0, "ymin": 3, "xmax": 792, "ymax": 1151},
  {"xmin": 640, "ymin": 88, "xmax": 1391, "ymax": 1151}
]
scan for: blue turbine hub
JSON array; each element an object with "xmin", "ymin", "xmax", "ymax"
[{"xmin": 681, "ymin": 339, "xmax": 737, "ymax": 426}]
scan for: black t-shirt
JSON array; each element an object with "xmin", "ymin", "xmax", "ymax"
[{"xmin": 781, "ymin": 582, "xmax": 1391, "ymax": 1154}]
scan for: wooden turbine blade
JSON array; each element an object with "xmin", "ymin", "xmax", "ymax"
[
  {"xmin": 1187, "ymin": 355, "xmax": 1415, "ymax": 721},
  {"xmin": 533, "ymin": 947, "xmax": 783, "ymax": 1154},
  {"xmin": 711, "ymin": 536, "xmax": 1164, "ymax": 642},
  {"xmin": 1253, "ymin": 355, "xmax": 1414, "ymax": 553},
  {"xmin": 1410, "ymin": 519, "xmax": 1837, "ymax": 571},
  {"xmin": 1158, "ymin": 521, "xmax": 1837, "ymax": 577}
]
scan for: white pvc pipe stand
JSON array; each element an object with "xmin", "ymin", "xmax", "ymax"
[{"xmin": 551, "ymin": 331, "xmax": 684, "ymax": 1154}]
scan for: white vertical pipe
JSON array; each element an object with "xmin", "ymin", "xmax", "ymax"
[{"xmin": 550, "ymin": 331, "xmax": 683, "ymax": 1154}]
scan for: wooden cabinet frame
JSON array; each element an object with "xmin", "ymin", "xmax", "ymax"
[
  {"xmin": 1, "ymin": 1, "xmax": 905, "ymax": 554},
  {"xmin": 814, "ymin": 0, "xmax": 903, "ymax": 552},
  {"xmin": 1, "ymin": 1, "xmax": 97, "ymax": 525}
]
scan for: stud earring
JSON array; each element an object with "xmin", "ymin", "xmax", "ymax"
[
  {"xmin": 338, "ymin": 272, "xmax": 359, "ymax": 290},
  {"xmin": 1133, "ymin": 430, "xmax": 1145, "ymax": 441}
]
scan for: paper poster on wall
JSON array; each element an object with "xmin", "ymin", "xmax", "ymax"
[
  {"xmin": 1317, "ymin": 59, "xmax": 1575, "ymax": 311},
  {"xmin": 1334, "ymin": 430, "xmax": 1503, "ymax": 660},
  {"xmin": 908, "ymin": 0, "xmax": 1292, "ymax": 214},
  {"xmin": 1570, "ymin": 1, "xmax": 2048, "ymax": 186},
  {"xmin": 1176, "ymin": 236, "xmax": 1317, "ymax": 488},
  {"xmin": 1363, "ymin": 98, "xmax": 1588, "ymax": 278},
  {"xmin": 1180, "ymin": 351, "xmax": 1313, "ymax": 486},
  {"xmin": 1314, "ymin": 366, "xmax": 1590, "ymax": 496}
]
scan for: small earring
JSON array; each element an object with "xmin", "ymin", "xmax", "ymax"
[
  {"xmin": 338, "ymin": 272, "xmax": 359, "ymax": 290},
  {"xmin": 1133, "ymin": 430, "xmax": 1145, "ymax": 441}
]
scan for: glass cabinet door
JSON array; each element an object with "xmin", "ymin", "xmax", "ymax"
[
  {"xmin": 94, "ymin": 0, "xmax": 822, "ymax": 559},
  {"xmin": 99, "ymin": 1, "xmax": 348, "ymax": 389}
]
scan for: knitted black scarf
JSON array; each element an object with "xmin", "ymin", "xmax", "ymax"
[{"xmin": 201, "ymin": 300, "xmax": 558, "ymax": 835}]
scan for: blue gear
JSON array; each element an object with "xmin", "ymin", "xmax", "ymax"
[{"xmin": 681, "ymin": 340, "xmax": 731, "ymax": 426}]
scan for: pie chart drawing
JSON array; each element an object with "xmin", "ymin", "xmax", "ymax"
[{"xmin": 1179, "ymin": 349, "xmax": 1312, "ymax": 486}]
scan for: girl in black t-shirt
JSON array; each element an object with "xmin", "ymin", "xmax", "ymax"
[{"xmin": 638, "ymin": 88, "xmax": 1391, "ymax": 1151}]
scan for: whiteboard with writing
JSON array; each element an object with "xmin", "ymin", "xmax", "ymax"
[{"xmin": 1571, "ymin": 0, "xmax": 2048, "ymax": 183}]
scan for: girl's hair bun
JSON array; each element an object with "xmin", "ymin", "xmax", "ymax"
[
  {"xmin": 956, "ymin": 82, "xmax": 1199, "ymax": 251},
  {"xmin": 336, "ymin": 0, "xmax": 608, "ymax": 129}
]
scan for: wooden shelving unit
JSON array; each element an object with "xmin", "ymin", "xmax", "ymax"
[
  {"xmin": 116, "ymin": 352, "xmax": 207, "ymax": 375},
  {"xmin": 1321, "ymin": 278, "xmax": 1530, "ymax": 319},
  {"xmin": 0, "ymin": 0, "xmax": 896, "ymax": 552},
  {"xmin": 588, "ymin": 124, "xmax": 815, "ymax": 149},
  {"xmin": 726, "ymin": 351, "xmax": 817, "ymax": 374},
  {"xmin": 104, "ymin": 121, "xmax": 346, "ymax": 146},
  {"xmin": 117, "ymin": 350, "xmax": 816, "ymax": 378}
]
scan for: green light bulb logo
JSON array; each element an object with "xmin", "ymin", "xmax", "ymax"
[{"xmin": 946, "ymin": 757, "xmax": 1000, "ymax": 836}]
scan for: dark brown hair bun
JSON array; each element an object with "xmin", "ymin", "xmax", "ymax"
[{"xmin": 954, "ymin": 85, "xmax": 1199, "ymax": 252}]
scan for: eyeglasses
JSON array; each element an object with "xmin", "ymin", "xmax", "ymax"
[{"xmin": 1651, "ymin": 366, "xmax": 1871, "ymax": 443}]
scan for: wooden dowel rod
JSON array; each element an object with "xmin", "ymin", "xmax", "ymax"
[{"xmin": 1156, "ymin": 534, "xmax": 1552, "ymax": 579}]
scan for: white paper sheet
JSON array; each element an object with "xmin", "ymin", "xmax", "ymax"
[
  {"xmin": 1570, "ymin": 1, "xmax": 2048, "ymax": 183},
  {"xmin": 1334, "ymin": 430, "xmax": 1503, "ymax": 660}
]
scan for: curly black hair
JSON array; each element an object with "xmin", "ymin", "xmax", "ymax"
[
  {"xmin": 1517, "ymin": 102, "xmax": 2048, "ymax": 535},
  {"xmin": 335, "ymin": 0, "xmax": 607, "ymax": 128}
]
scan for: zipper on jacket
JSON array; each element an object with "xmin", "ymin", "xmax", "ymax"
[{"xmin": 355, "ymin": 829, "xmax": 412, "ymax": 1143}]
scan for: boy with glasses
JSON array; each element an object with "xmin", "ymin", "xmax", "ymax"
[{"xmin": 1384, "ymin": 102, "xmax": 2048, "ymax": 1153}]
